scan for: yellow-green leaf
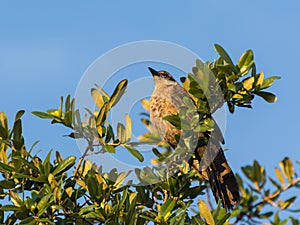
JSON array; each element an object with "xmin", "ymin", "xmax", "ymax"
[
  {"xmin": 242, "ymin": 77, "xmax": 255, "ymax": 90},
  {"xmin": 255, "ymin": 72, "xmax": 264, "ymax": 87},
  {"xmin": 37, "ymin": 194, "xmax": 52, "ymax": 217},
  {"xmin": 115, "ymin": 172, "xmax": 127, "ymax": 187},
  {"xmin": 125, "ymin": 114, "xmax": 132, "ymax": 142},
  {"xmin": 117, "ymin": 122, "xmax": 126, "ymax": 143},
  {"xmin": 280, "ymin": 157, "xmax": 294, "ymax": 183},
  {"xmin": 237, "ymin": 50, "xmax": 254, "ymax": 76},
  {"xmin": 0, "ymin": 112, "xmax": 8, "ymax": 129},
  {"xmin": 65, "ymin": 187, "xmax": 73, "ymax": 198},
  {"xmin": 104, "ymin": 145, "xmax": 115, "ymax": 153},
  {"xmin": 198, "ymin": 200, "xmax": 214, "ymax": 225},
  {"xmin": 96, "ymin": 103, "xmax": 110, "ymax": 126},
  {"xmin": 141, "ymin": 99, "xmax": 150, "ymax": 111},
  {"xmin": 275, "ymin": 167, "xmax": 285, "ymax": 186},
  {"xmin": 52, "ymin": 156, "xmax": 76, "ymax": 176},
  {"xmin": 109, "ymin": 79, "xmax": 128, "ymax": 107},
  {"xmin": 159, "ymin": 199, "xmax": 176, "ymax": 220},
  {"xmin": 91, "ymin": 88, "xmax": 105, "ymax": 109},
  {"xmin": 260, "ymin": 76, "xmax": 281, "ymax": 90}
]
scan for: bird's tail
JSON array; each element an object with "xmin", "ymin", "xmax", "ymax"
[
  {"xmin": 194, "ymin": 142, "xmax": 240, "ymax": 210},
  {"xmin": 205, "ymin": 151, "xmax": 240, "ymax": 210}
]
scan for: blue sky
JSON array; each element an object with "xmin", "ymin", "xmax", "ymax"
[{"xmin": 1, "ymin": 0, "xmax": 300, "ymax": 216}]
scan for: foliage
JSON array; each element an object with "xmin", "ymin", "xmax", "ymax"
[{"xmin": 1, "ymin": 44, "xmax": 298, "ymax": 225}]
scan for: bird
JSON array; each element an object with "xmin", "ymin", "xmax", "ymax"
[{"xmin": 148, "ymin": 67, "xmax": 240, "ymax": 210}]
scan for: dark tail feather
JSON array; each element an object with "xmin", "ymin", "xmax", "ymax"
[{"xmin": 206, "ymin": 151, "xmax": 240, "ymax": 210}]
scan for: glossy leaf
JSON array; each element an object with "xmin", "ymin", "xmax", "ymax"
[
  {"xmin": 254, "ymin": 91, "xmax": 277, "ymax": 103},
  {"xmin": 124, "ymin": 145, "xmax": 144, "ymax": 162},
  {"xmin": 37, "ymin": 193, "xmax": 53, "ymax": 217},
  {"xmin": 52, "ymin": 156, "xmax": 76, "ymax": 176},
  {"xmin": 214, "ymin": 44, "xmax": 234, "ymax": 67},
  {"xmin": 260, "ymin": 76, "xmax": 281, "ymax": 90},
  {"xmin": 237, "ymin": 50, "xmax": 254, "ymax": 76},
  {"xmin": 96, "ymin": 103, "xmax": 110, "ymax": 127},
  {"xmin": 159, "ymin": 198, "xmax": 176, "ymax": 220},
  {"xmin": 0, "ymin": 205, "xmax": 21, "ymax": 211},
  {"xmin": 32, "ymin": 111, "xmax": 56, "ymax": 119},
  {"xmin": 109, "ymin": 79, "xmax": 128, "ymax": 107}
]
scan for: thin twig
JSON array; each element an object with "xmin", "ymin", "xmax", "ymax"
[
  {"xmin": 72, "ymin": 144, "xmax": 91, "ymax": 178},
  {"xmin": 206, "ymin": 186, "xmax": 214, "ymax": 210}
]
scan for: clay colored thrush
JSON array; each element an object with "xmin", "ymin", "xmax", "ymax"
[{"xmin": 148, "ymin": 67, "xmax": 240, "ymax": 210}]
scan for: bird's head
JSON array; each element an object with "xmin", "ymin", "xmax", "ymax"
[{"xmin": 148, "ymin": 67, "xmax": 177, "ymax": 85}]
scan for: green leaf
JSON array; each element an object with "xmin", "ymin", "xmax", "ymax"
[
  {"xmin": 198, "ymin": 200, "xmax": 214, "ymax": 225},
  {"xmin": 65, "ymin": 94, "xmax": 71, "ymax": 112},
  {"xmin": 32, "ymin": 111, "xmax": 56, "ymax": 119},
  {"xmin": 104, "ymin": 145, "xmax": 115, "ymax": 153},
  {"xmin": 0, "ymin": 180, "xmax": 15, "ymax": 189},
  {"xmin": 86, "ymin": 173, "xmax": 100, "ymax": 198},
  {"xmin": 0, "ymin": 205, "xmax": 21, "ymax": 211},
  {"xmin": 124, "ymin": 145, "xmax": 144, "ymax": 162},
  {"xmin": 260, "ymin": 76, "xmax": 281, "ymax": 90},
  {"xmin": 216, "ymin": 213, "xmax": 231, "ymax": 225},
  {"xmin": 36, "ymin": 218, "xmax": 55, "ymax": 225},
  {"xmin": 12, "ymin": 119, "xmax": 22, "ymax": 141},
  {"xmin": 96, "ymin": 103, "xmax": 110, "ymax": 127},
  {"xmin": 214, "ymin": 44, "xmax": 235, "ymax": 67},
  {"xmin": 37, "ymin": 193, "xmax": 53, "ymax": 217},
  {"xmin": 159, "ymin": 198, "xmax": 176, "ymax": 220},
  {"xmin": 254, "ymin": 91, "xmax": 277, "ymax": 103},
  {"xmin": 14, "ymin": 110, "xmax": 25, "ymax": 121},
  {"xmin": 258, "ymin": 211, "xmax": 273, "ymax": 219},
  {"xmin": 280, "ymin": 157, "xmax": 294, "ymax": 183},
  {"xmin": 163, "ymin": 114, "xmax": 181, "ymax": 129},
  {"xmin": 52, "ymin": 156, "xmax": 76, "ymax": 176},
  {"xmin": 0, "ymin": 162, "xmax": 14, "ymax": 172},
  {"xmin": 280, "ymin": 196, "xmax": 297, "ymax": 210},
  {"xmin": 115, "ymin": 172, "xmax": 127, "ymax": 187},
  {"xmin": 64, "ymin": 110, "xmax": 73, "ymax": 127},
  {"xmin": 109, "ymin": 79, "xmax": 128, "ymax": 107},
  {"xmin": 237, "ymin": 50, "xmax": 254, "ymax": 76},
  {"xmin": 12, "ymin": 156, "xmax": 39, "ymax": 173},
  {"xmin": 0, "ymin": 125, "xmax": 8, "ymax": 139}
]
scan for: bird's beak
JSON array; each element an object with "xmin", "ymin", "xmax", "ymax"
[{"xmin": 148, "ymin": 67, "xmax": 159, "ymax": 77}]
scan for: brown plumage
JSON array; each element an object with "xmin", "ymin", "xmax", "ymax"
[{"xmin": 149, "ymin": 67, "xmax": 240, "ymax": 210}]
